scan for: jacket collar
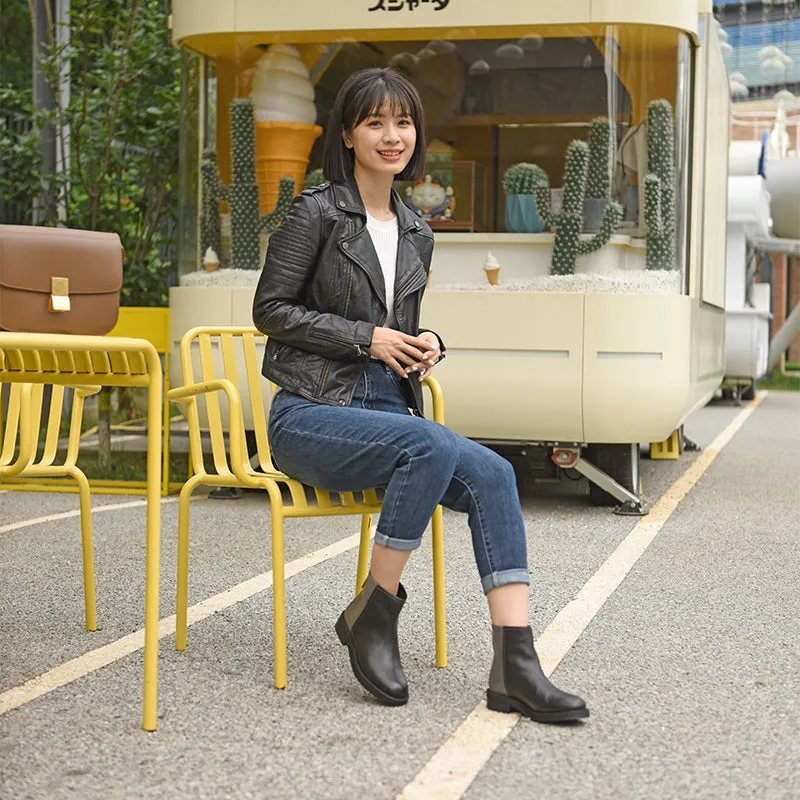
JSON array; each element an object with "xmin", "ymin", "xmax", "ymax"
[{"xmin": 331, "ymin": 179, "xmax": 423, "ymax": 235}]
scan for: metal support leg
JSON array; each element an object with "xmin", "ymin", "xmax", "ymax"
[
  {"xmin": 555, "ymin": 446, "xmax": 648, "ymax": 516},
  {"xmin": 682, "ymin": 434, "xmax": 701, "ymax": 452}
]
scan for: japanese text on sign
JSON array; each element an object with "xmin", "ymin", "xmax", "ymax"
[{"xmin": 369, "ymin": 0, "xmax": 450, "ymax": 11}]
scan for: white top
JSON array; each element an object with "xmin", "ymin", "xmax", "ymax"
[{"xmin": 366, "ymin": 212, "xmax": 399, "ymax": 327}]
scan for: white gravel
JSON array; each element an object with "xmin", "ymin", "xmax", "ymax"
[
  {"xmin": 434, "ymin": 270, "xmax": 682, "ymax": 294},
  {"xmin": 180, "ymin": 268, "xmax": 683, "ymax": 295},
  {"xmin": 180, "ymin": 268, "xmax": 262, "ymax": 288}
]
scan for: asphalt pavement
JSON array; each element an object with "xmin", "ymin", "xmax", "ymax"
[{"xmin": 0, "ymin": 392, "xmax": 798, "ymax": 799}]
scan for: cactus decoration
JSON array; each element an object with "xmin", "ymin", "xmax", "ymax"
[
  {"xmin": 533, "ymin": 178, "xmax": 555, "ymax": 231},
  {"xmin": 502, "ymin": 162, "xmax": 548, "ymax": 196},
  {"xmin": 200, "ymin": 150, "xmax": 224, "ymax": 266},
  {"xmin": 303, "ymin": 167, "xmax": 326, "ymax": 190},
  {"xmin": 201, "ymin": 99, "xmax": 295, "ymax": 270},
  {"xmin": 533, "ymin": 140, "xmax": 623, "ymax": 275},
  {"xmin": 643, "ymin": 99, "xmax": 677, "ymax": 271},
  {"xmin": 584, "ymin": 117, "xmax": 612, "ymax": 201}
]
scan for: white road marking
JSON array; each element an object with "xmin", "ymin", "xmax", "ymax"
[
  {"xmin": 78, "ymin": 434, "xmax": 146, "ymax": 446},
  {"xmin": 0, "ymin": 495, "xmax": 192, "ymax": 536},
  {"xmin": 397, "ymin": 394, "xmax": 766, "ymax": 800},
  {"xmin": 0, "ymin": 531, "xmax": 366, "ymax": 715}
]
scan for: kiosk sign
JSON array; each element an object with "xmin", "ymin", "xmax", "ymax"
[{"xmin": 369, "ymin": 0, "xmax": 449, "ymax": 10}]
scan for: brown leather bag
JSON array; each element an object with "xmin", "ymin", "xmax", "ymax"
[{"xmin": 0, "ymin": 225, "xmax": 124, "ymax": 335}]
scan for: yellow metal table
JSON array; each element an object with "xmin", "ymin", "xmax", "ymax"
[{"xmin": 0, "ymin": 332, "xmax": 163, "ymax": 731}]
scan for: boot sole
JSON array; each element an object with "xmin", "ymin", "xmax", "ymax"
[
  {"xmin": 486, "ymin": 689, "xmax": 589, "ymax": 723},
  {"xmin": 335, "ymin": 614, "xmax": 408, "ymax": 707}
]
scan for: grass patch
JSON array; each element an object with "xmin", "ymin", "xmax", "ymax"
[
  {"xmin": 75, "ymin": 451, "xmax": 193, "ymax": 484},
  {"xmin": 759, "ymin": 370, "xmax": 800, "ymax": 391}
]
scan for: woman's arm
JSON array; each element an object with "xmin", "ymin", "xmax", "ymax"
[{"xmin": 252, "ymin": 192, "xmax": 374, "ymax": 360}]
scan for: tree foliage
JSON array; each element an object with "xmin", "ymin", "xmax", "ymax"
[
  {"xmin": 0, "ymin": 0, "xmax": 180, "ymax": 306},
  {"xmin": 0, "ymin": 0, "xmax": 32, "ymax": 90}
]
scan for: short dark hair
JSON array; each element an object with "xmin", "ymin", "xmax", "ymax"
[{"xmin": 323, "ymin": 67, "xmax": 427, "ymax": 183}]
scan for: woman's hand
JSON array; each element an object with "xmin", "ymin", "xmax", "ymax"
[
  {"xmin": 369, "ymin": 327, "xmax": 434, "ymax": 377},
  {"xmin": 404, "ymin": 331, "xmax": 442, "ymax": 381}
]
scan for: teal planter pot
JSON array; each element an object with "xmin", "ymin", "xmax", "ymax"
[{"xmin": 505, "ymin": 194, "xmax": 545, "ymax": 233}]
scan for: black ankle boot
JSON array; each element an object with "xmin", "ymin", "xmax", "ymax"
[
  {"xmin": 335, "ymin": 575, "xmax": 408, "ymax": 706},
  {"xmin": 486, "ymin": 625, "xmax": 589, "ymax": 723}
]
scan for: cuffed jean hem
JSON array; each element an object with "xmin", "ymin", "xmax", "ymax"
[
  {"xmin": 480, "ymin": 568, "xmax": 531, "ymax": 595},
  {"xmin": 374, "ymin": 531, "xmax": 423, "ymax": 552}
]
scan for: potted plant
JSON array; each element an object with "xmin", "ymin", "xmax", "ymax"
[{"xmin": 502, "ymin": 162, "xmax": 547, "ymax": 233}]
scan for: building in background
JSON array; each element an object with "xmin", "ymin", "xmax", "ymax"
[{"xmin": 715, "ymin": 0, "xmax": 800, "ymax": 364}]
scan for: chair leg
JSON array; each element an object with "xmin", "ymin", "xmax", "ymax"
[
  {"xmin": 161, "ymin": 372, "xmax": 171, "ymax": 497},
  {"xmin": 356, "ymin": 513, "xmax": 372, "ymax": 595},
  {"xmin": 73, "ymin": 469, "xmax": 97, "ymax": 632},
  {"xmin": 431, "ymin": 505, "xmax": 447, "ymax": 668},
  {"xmin": 175, "ymin": 479, "xmax": 198, "ymax": 651},
  {"xmin": 271, "ymin": 504, "xmax": 287, "ymax": 689}
]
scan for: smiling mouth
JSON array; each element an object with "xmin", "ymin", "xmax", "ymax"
[{"xmin": 378, "ymin": 150, "xmax": 403, "ymax": 157}]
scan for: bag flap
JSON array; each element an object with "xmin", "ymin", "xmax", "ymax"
[{"xmin": 0, "ymin": 225, "xmax": 123, "ymax": 295}]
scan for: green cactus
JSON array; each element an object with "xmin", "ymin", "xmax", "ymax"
[
  {"xmin": 201, "ymin": 150, "xmax": 226, "ymax": 266},
  {"xmin": 550, "ymin": 140, "xmax": 623, "ymax": 276},
  {"xmin": 644, "ymin": 99, "xmax": 676, "ymax": 271},
  {"xmin": 303, "ymin": 168, "xmax": 326, "ymax": 190},
  {"xmin": 585, "ymin": 117, "xmax": 612, "ymax": 201},
  {"xmin": 533, "ymin": 179, "xmax": 555, "ymax": 231},
  {"xmin": 202, "ymin": 99, "xmax": 296, "ymax": 271},
  {"xmin": 502, "ymin": 162, "xmax": 548, "ymax": 196}
]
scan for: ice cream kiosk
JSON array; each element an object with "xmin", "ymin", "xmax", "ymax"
[{"xmin": 169, "ymin": 0, "xmax": 729, "ymax": 512}]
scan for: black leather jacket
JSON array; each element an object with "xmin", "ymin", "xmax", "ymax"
[{"xmin": 252, "ymin": 180, "xmax": 444, "ymax": 416}]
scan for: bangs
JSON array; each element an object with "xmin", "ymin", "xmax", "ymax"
[
  {"xmin": 323, "ymin": 67, "xmax": 427, "ymax": 183},
  {"xmin": 346, "ymin": 78, "xmax": 417, "ymax": 130}
]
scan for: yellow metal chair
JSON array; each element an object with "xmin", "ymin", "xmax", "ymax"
[
  {"xmin": 1, "ymin": 307, "xmax": 179, "ymax": 497},
  {"xmin": 167, "ymin": 326, "xmax": 447, "ymax": 690},
  {"xmin": 0, "ymin": 380, "xmax": 101, "ymax": 630},
  {"xmin": 0, "ymin": 332, "xmax": 164, "ymax": 730}
]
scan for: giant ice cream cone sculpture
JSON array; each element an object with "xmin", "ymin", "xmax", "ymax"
[{"xmin": 250, "ymin": 44, "xmax": 322, "ymax": 214}]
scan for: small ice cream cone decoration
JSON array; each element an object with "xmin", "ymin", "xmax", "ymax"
[
  {"xmin": 203, "ymin": 247, "xmax": 220, "ymax": 272},
  {"xmin": 483, "ymin": 252, "xmax": 501, "ymax": 285}
]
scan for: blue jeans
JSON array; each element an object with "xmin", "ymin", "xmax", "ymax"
[{"xmin": 267, "ymin": 361, "xmax": 529, "ymax": 594}]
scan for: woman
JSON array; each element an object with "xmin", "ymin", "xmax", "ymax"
[{"xmin": 253, "ymin": 67, "xmax": 588, "ymax": 723}]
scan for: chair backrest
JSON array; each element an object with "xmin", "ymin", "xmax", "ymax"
[
  {"xmin": 0, "ymin": 383, "xmax": 74, "ymax": 475},
  {"xmin": 178, "ymin": 327, "xmax": 276, "ymax": 478},
  {"xmin": 176, "ymin": 325, "xmax": 445, "ymax": 487}
]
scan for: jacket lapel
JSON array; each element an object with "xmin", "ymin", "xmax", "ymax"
[
  {"xmin": 334, "ymin": 181, "xmax": 386, "ymax": 311},
  {"xmin": 392, "ymin": 195, "xmax": 427, "ymax": 307}
]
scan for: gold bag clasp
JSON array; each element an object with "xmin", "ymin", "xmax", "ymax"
[{"xmin": 49, "ymin": 277, "xmax": 71, "ymax": 312}]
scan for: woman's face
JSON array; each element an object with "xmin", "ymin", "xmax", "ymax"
[{"xmin": 345, "ymin": 101, "xmax": 417, "ymax": 180}]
